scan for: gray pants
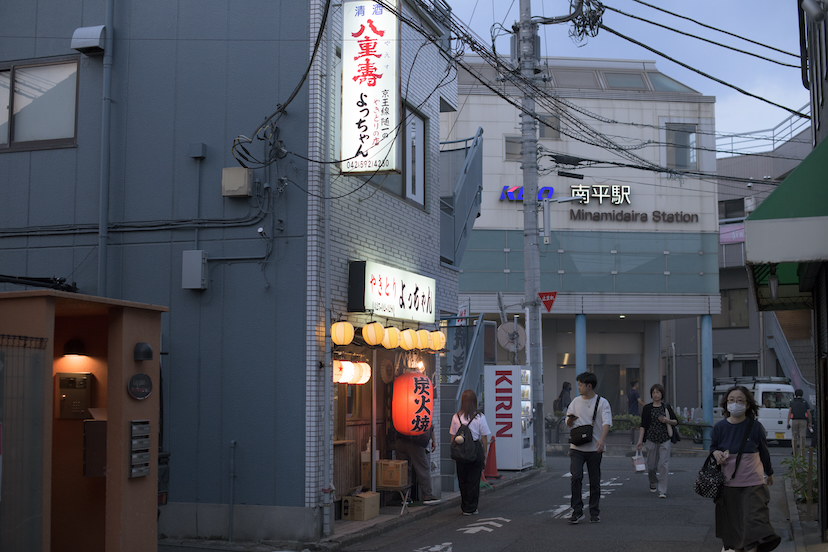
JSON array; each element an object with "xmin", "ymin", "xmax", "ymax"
[
  {"xmin": 395, "ymin": 438, "xmax": 436, "ymax": 501},
  {"xmin": 645, "ymin": 440, "xmax": 671, "ymax": 495},
  {"xmin": 792, "ymin": 419, "xmax": 808, "ymax": 456}
]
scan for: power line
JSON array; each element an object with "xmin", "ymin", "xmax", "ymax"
[
  {"xmin": 598, "ymin": 24, "xmax": 808, "ymax": 119},
  {"xmin": 604, "ymin": 5, "xmax": 800, "ymax": 68},
  {"xmin": 631, "ymin": 0, "xmax": 799, "ymax": 58}
]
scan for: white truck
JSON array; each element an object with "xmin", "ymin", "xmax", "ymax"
[{"xmin": 712, "ymin": 377, "xmax": 796, "ymax": 444}]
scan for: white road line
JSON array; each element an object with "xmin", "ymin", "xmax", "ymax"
[
  {"xmin": 457, "ymin": 526, "xmax": 494, "ymax": 534},
  {"xmin": 414, "ymin": 543, "xmax": 453, "ymax": 552}
]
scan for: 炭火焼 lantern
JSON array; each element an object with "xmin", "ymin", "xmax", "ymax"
[
  {"xmin": 429, "ymin": 330, "xmax": 446, "ymax": 351},
  {"xmin": 392, "ymin": 372, "xmax": 433, "ymax": 435},
  {"xmin": 399, "ymin": 329, "xmax": 418, "ymax": 351},
  {"xmin": 331, "ymin": 321, "xmax": 354, "ymax": 346},
  {"xmin": 382, "ymin": 326, "xmax": 400, "ymax": 349},
  {"xmin": 361, "ymin": 322, "xmax": 385, "ymax": 346},
  {"xmin": 416, "ymin": 329, "xmax": 430, "ymax": 350}
]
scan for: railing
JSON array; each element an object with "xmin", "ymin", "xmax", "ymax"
[
  {"xmin": 452, "ymin": 313, "xmax": 485, "ymax": 412},
  {"xmin": 440, "ymin": 128, "xmax": 484, "ymax": 265},
  {"xmin": 766, "ymin": 311, "xmax": 816, "ymax": 398},
  {"xmin": 716, "ymin": 103, "xmax": 811, "ymax": 157}
]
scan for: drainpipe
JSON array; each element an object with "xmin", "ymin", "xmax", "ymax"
[
  {"xmin": 97, "ymin": 0, "xmax": 115, "ymax": 296},
  {"xmin": 321, "ymin": 8, "xmax": 334, "ymax": 537}
]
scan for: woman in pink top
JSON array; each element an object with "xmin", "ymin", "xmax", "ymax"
[{"xmin": 710, "ymin": 386, "xmax": 780, "ymax": 552}]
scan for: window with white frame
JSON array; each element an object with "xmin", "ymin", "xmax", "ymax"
[
  {"xmin": 0, "ymin": 57, "xmax": 79, "ymax": 151},
  {"xmin": 504, "ymin": 135, "xmax": 522, "ymax": 161},
  {"xmin": 405, "ymin": 111, "xmax": 425, "ymax": 205},
  {"xmin": 665, "ymin": 123, "xmax": 697, "ymax": 170},
  {"xmin": 538, "ymin": 114, "xmax": 561, "ymax": 140}
]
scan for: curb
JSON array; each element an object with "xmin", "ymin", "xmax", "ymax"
[
  {"xmin": 317, "ymin": 468, "xmax": 541, "ymax": 551},
  {"xmin": 786, "ymin": 476, "xmax": 807, "ymax": 552}
]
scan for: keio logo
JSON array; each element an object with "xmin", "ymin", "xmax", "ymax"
[{"xmin": 500, "ymin": 186, "xmax": 554, "ymax": 201}]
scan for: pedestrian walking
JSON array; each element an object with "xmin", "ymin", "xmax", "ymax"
[
  {"xmin": 554, "ymin": 381, "xmax": 572, "ymax": 412},
  {"xmin": 449, "ymin": 389, "xmax": 490, "ymax": 516},
  {"xmin": 565, "ymin": 372, "xmax": 612, "ymax": 524},
  {"xmin": 787, "ymin": 389, "xmax": 812, "ymax": 457},
  {"xmin": 711, "ymin": 385, "xmax": 780, "ymax": 552},
  {"xmin": 628, "ymin": 379, "xmax": 644, "ymax": 416},
  {"xmin": 636, "ymin": 383, "xmax": 678, "ymax": 498}
]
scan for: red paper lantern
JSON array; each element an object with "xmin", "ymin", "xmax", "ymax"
[{"xmin": 392, "ymin": 372, "xmax": 433, "ymax": 436}]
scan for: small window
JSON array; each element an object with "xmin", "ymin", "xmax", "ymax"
[
  {"xmin": 665, "ymin": 123, "xmax": 697, "ymax": 170},
  {"xmin": 504, "ymin": 135, "xmax": 522, "ymax": 161},
  {"xmin": 0, "ymin": 57, "xmax": 79, "ymax": 151},
  {"xmin": 718, "ymin": 199, "xmax": 745, "ymax": 220},
  {"xmin": 603, "ymin": 72, "xmax": 647, "ymax": 90},
  {"xmin": 648, "ymin": 72, "xmax": 696, "ymax": 93},
  {"xmin": 552, "ymin": 70, "xmax": 600, "ymax": 89},
  {"xmin": 405, "ymin": 111, "xmax": 425, "ymax": 205},
  {"xmin": 538, "ymin": 114, "xmax": 561, "ymax": 140},
  {"xmin": 712, "ymin": 288, "xmax": 749, "ymax": 329}
]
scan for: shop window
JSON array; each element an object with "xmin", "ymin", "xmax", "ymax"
[
  {"xmin": 504, "ymin": 135, "xmax": 522, "ymax": 161},
  {"xmin": 538, "ymin": 114, "xmax": 561, "ymax": 140},
  {"xmin": 718, "ymin": 198, "xmax": 745, "ymax": 220},
  {"xmin": 712, "ymin": 288, "xmax": 750, "ymax": 329},
  {"xmin": 334, "ymin": 382, "xmax": 373, "ymax": 440},
  {"xmin": 665, "ymin": 123, "xmax": 697, "ymax": 170},
  {"xmin": 0, "ymin": 57, "xmax": 79, "ymax": 151}
]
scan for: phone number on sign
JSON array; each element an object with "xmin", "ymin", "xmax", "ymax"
[{"xmin": 344, "ymin": 159, "xmax": 390, "ymax": 170}]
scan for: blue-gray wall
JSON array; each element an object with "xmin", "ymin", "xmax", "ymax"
[{"xmin": 0, "ymin": 0, "xmax": 313, "ymax": 508}]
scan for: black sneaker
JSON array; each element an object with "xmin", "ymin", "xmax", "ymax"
[
  {"xmin": 590, "ymin": 515, "xmax": 601, "ymax": 523},
  {"xmin": 568, "ymin": 511, "xmax": 584, "ymax": 524}
]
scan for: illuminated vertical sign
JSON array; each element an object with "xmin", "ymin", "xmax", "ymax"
[{"xmin": 341, "ymin": 0, "xmax": 400, "ymax": 174}]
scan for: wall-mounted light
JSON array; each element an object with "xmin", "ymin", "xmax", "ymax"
[
  {"xmin": 63, "ymin": 338, "xmax": 87, "ymax": 356},
  {"xmin": 768, "ymin": 264, "xmax": 779, "ymax": 301},
  {"xmin": 134, "ymin": 342, "xmax": 153, "ymax": 361}
]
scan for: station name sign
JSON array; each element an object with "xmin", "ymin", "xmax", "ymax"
[{"xmin": 348, "ymin": 260, "xmax": 435, "ymax": 324}]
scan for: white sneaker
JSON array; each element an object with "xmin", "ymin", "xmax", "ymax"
[
  {"xmin": 423, "ymin": 498, "xmax": 442, "ymax": 505},
  {"xmin": 658, "ymin": 493, "xmax": 667, "ymax": 499}
]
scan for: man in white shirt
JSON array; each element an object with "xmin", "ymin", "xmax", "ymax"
[{"xmin": 564, "ymin": 372, "xmax": 612, "ymax": 524}]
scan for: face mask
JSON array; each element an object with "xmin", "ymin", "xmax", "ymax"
[{"xmin": 727, "ymin": 402, "xmax": 747, "ymax": 416}]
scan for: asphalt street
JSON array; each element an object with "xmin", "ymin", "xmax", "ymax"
[{"xmin": 340, "ymin": 449, "xmax": 793, "ymax": 552}]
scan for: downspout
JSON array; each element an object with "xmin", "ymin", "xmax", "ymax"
[
  {"xmin": 321, "ymin": 7, "xmax": 334, "ymax": 537},
  {"xmin": 97, "ymin": 0, "xmax": 115, "ymax": 297}
]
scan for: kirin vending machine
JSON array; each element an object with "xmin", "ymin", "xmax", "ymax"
[{"xmin": 484, "ymin": 365, "xmax": 534, "ymax": 470}]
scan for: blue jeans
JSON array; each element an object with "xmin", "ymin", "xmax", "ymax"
[{"xmin": 570, "ymin": 448, "xmax": 602, "ymax": 516}]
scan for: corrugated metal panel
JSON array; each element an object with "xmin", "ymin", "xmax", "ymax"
[{"xmin": 463, "ymin": 292, "xmax": 721, "ymax": 316}]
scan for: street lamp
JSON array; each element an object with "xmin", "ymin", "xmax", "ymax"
[{"xmin": 542, "ymin": 196, "xmax": 583, "ymax": 245}]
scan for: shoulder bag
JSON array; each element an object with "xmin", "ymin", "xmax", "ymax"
[
  {"xmin": 570, "ymin": 396, "xmax": 601, "ymax": 446},
  {"xmin": 694, "ymin": 418, "xmax": 753, "ymax": 501}
]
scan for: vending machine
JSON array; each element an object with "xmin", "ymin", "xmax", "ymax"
[{"xmin": 484, "ymin": 365, "xmax": 534, "ymax": 470}]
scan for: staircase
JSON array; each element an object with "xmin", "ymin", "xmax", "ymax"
[
  {"xmin": 765, "ymin": 311, "xmax": 817, "ymax": 400},
  {"xmin": 440, "ymin": 128, "xmax": 484, "ymax": 266}
]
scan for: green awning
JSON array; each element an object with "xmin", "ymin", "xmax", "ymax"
[{"xmin": 745, "ymin": 134, "xmax": 828, "ymax": 311}]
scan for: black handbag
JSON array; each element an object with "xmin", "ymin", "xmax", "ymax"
[
  {"xmin": 570, "ymin": 396, "xmax": 601, "ymax": 446},
  {"xmin": 694, "ymin": 418, "xmax": 753, "ymax": 501}
]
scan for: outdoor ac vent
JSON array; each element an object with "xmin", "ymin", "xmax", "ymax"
[{"xmin": 71, "ymin": 25, "xmax": 105, "ymax": 55}]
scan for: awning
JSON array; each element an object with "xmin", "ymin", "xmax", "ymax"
[{"xmin": 745, "ymin": 135, "xmax": 828, "ymax": 310}]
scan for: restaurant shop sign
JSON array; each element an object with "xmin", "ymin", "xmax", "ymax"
[
  {"xmin": 348, "ymin": 261, "xmax": 435, "ymax": 324},
  {"xmin": 341, "ymin": 0, "xmax": 400, "ymax": 174}
]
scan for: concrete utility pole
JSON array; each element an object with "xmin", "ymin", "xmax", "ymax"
[
  {"xmin": 518, "ymin": 0, "xmax": 583, "ymax": 467},
  {"xmin": 518, "ymin": 0, "xmax": 544, "ymax": 468}
]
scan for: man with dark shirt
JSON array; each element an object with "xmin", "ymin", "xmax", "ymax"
[{"xmin": 628, "ymin": 379, "xmax": 644, "ymax": 416}]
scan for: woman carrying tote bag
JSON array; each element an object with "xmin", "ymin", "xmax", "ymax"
[{"xmin": 636, "ymin": 384, "xmax": 678, "ymax": 498}]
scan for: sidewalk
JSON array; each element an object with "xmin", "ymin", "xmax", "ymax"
[{"xmin": 159, "ymin": 442, "xmax": 827, "ymax": 552}]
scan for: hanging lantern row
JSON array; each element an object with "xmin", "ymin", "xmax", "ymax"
[
  {"xmin": 330, "ymin": 321, "xmax": 445, "ymax": 351},
  {"xmin": 333, "ymin": 360, "xmax": 372, "ymax": 385}
]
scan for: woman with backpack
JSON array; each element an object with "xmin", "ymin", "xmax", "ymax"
[{"xmin": 449, "ymin": 389, "xmax": 491, "ymax": 515}]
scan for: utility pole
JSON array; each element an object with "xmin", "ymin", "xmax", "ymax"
[
  {"xmin": 518, "ymin": 0, "xmax": 544, "ymax": 468},
  {"xmin": 517, "ymin": 0, "xmax": 584, "ymax": 467}
]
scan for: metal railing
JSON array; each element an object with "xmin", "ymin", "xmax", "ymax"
[
  {"xmin": 451, "ymin": 313, "xmax": 485, "ymax": 412},
  {"xmin": 716, "ymin": 103, "xmax": 811, "ymax": 157},
  {"xmin": 440, "ymin": 128, "xmax": 484, "ymax": 265}
]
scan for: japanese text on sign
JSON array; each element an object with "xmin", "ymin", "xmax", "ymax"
[
  {"xmin": 341, "ymin": 0, "xmax": 399, "ymax": 174},
  {"xmin": 409, "ymin": 376, "xmax": 432, "ymax": 432},
  {"xmin": 362, "ymin": 260, "xmax": 436, "ymax": 324},
  {"xmin": 570, "ymin": 184, "xmax": 631, "ymax": 205}
]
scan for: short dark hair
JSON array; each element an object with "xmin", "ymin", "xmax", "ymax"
[
  {"xmin": 576, "ymin": 372, "xmax": 598, "ymax": 390},
  {"xmin": 630, "ymin": 378, "xmax": 638, "ymax": 387},
  {"xmin": 650, "ymin": 383, "xmax": 665, "ymax": 398},
  {"xmin": 795, "ymin": 389, "xmax": 804, "ymax": 397}
]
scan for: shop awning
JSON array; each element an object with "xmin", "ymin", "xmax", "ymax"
[{"xmin": 745, "ymin": 136, "xmax": 828, "ymax": 310}]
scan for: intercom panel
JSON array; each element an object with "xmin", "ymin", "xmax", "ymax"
[{"xmin": 55, "ymin": 372, "xmax": 93, "ymax": 419}]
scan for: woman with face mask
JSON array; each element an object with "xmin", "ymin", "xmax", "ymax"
[{"xmin": 710, "ymin": 386, "xmax": 780, "ymax": 552}]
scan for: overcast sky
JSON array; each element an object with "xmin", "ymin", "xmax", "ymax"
[{"xmin": 445, "ymin": 0, "xmax": 810, "ymax": 139}]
